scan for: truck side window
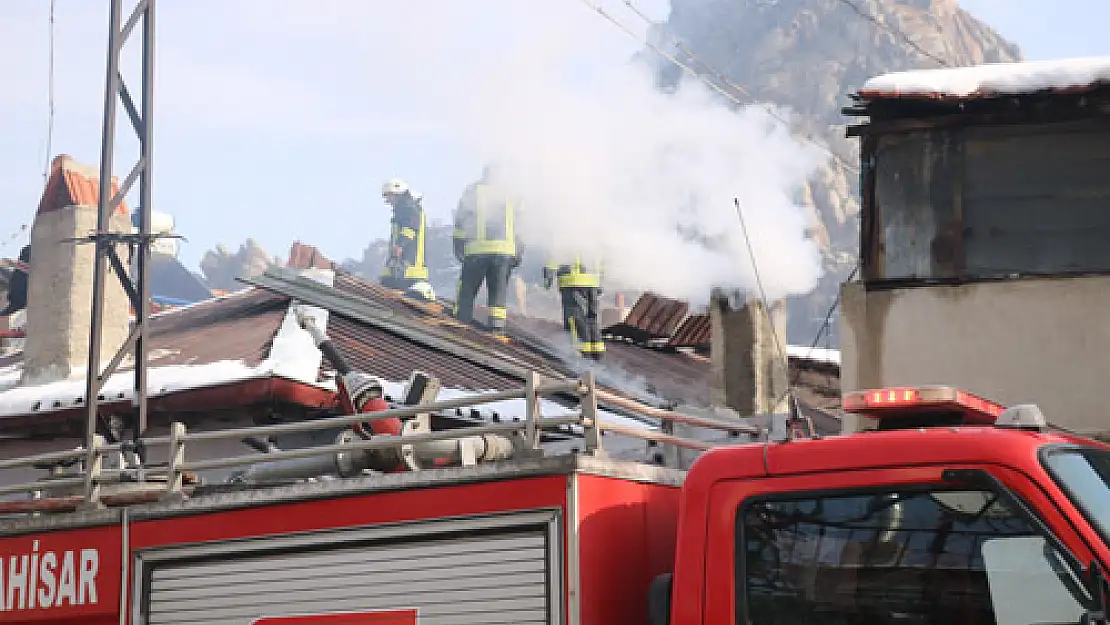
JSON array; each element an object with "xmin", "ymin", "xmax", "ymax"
[{"xmin": 737, "ymin": 487, "xmax": 1092, "ymax": 625}]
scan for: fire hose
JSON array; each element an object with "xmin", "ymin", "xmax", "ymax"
[{"xmin": 229, "ymin": 310, "xmax": 520, "ymax": 484}]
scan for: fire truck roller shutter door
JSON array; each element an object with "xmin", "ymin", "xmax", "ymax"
[{"xmin": 141, "ymin": 512, "xmax": 558, "ymax": 625}]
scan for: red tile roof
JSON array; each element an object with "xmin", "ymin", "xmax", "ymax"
[
  {"xmin": 287, "ymin": 241, "xmax": 338, "ymax": 271},
  {"xmin": 605, "ymin": 292, "xmax": 689, "ymax": 342},
  {"xmin": 668, "ymin": 313, "xmax": 711, "ymax": 350},
  {"xmin": 36, "ymin": 155, "xmax": 129, "ymax": 216}
]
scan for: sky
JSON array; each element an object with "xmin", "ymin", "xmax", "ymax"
[{"xmin": 0, "ymin": 0, "xmax": 1107, "ymax": 286}]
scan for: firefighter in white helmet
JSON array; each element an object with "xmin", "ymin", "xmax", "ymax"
[{"xmin": 380, "ymin": 178, "xmax": 429, "ymax": 292}]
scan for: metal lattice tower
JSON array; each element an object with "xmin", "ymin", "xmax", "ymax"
[{"xmin": 83, "ymin": 0, "xmax": 156, "ymax": 503}]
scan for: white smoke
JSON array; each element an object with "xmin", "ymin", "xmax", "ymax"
[{"xmin": 441, "ymin": 2, "xmax": 829, "ymax": 302}]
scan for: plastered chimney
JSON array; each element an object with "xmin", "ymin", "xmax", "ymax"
[
  {"xmin": 709, "ymin": 288, "xmax": 789, "ymax": 416},
  {"xmin": 21, "ymin": 155, "xmax": 133, "ymax": 385}
]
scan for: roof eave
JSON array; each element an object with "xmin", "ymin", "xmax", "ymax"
[{"xmin": 0, "ymin": 376, "xmax": 337, "ymax": 438}]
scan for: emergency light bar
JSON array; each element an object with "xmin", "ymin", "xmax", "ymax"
[{"xmin": 842, "ymin": 385, "xmax": 1005, "ymax": 429}]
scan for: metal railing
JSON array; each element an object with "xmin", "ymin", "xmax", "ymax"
[{"xmin": 0, "ymin": 370, "xmax": 764, "ymax": 514}]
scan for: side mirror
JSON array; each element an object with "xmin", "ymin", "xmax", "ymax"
[{"xmin": 647, "ymin": 573, "xmax": 673, "ymax": 625}]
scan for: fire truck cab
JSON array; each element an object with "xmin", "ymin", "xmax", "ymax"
[{"xmin": 1, "ymin": 384, "xmax": 1110, "ymax": 625}]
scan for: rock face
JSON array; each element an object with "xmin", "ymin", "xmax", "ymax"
[
  {"xmin": 199, "ymin": 239, "xmax": 277, "ymax": 291},
  {"xmin": 650, "ymin": 0, "xmax": 1021, "ymax": 343}
]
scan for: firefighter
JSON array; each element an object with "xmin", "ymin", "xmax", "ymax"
[
  {"xmin": 544, "ymin": 253, "xmax": 605, "ymax": 360},
  {"xmin": 379, "ymin": 179, "xmax": 429, "ymax": 291},
  {"xmin": 452, "ymin": 165, "xmax": 524, "ymax": 335}
]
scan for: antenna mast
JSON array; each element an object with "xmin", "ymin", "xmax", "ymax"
[{"xmin": 84, "ymin": 0, "xmax": 156, "ymax": 502}]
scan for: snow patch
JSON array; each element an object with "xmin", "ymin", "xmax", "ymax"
[
  {"xmin": 266, "ymin": 268, "xmax": 333, "ymax": 382},
  {"xmin": 861, "ymin": 56, "xmax": 1110, "ymax": 99},
  {"xmin": 785, "ymin": 344, "xmax": 840, "ymax": 366},
  {"xmin": 0, "ymin": 360, "xmax": 275, "ymax": 418}
]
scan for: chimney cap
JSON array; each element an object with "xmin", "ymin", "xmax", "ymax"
[{"xmin": 36, "ymin": 154, "xmax": 129, "ymax": 217}]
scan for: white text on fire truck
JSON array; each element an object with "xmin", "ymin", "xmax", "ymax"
[{"xmin": 0, "ymin": 541, "xmax": 99, "ymax": 611}]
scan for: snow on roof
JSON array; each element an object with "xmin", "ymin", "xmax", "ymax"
[
  {"xmin": 860, "ymin": 56, "xmax": 1110, "ymax": 100},
  {"xmin": 0, "ymin": 360, "xmax": 288, "ymax": 418},
  {"xmin": 0, "ymin": 270, "xmax": 337, "ymax": 419},
  {"xmin": 786, "ymin": 344, "xmax": 840, "ymax": 366}
]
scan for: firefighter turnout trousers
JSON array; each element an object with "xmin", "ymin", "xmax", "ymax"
[
  {"xmin": 455, "ymin": 254, "xmax": 514, "ymax": 332},
  {"xmin": 560, "ymin": 286, "xmax": 604, "ymax": 360}
]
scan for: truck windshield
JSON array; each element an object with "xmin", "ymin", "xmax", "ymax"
[
  {"xmin": 739, "ymin": 486, "xmax": 1093, "ymax": 625},
  {"xmin": 1043, "ymin": 445, "xmax": 1110, "ymax": 545}
]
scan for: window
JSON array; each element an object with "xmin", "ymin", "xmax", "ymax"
[
  {"xmin": 869, "ymin": 118, "xmax": 1110, "ymax": 282},
  {"xmin": 1043, "ymin": 446, "xmax": 1110, "ymax": 546},
  {"xmin": 738, "ymin": 487, "xmax": 1092, "ymax": 625}
]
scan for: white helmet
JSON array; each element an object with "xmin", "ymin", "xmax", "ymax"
[
  {"xmin": 381, "ymin": 178, "xmax": 409, "ymax": 197},
  {"xmin": 406, "ymin": 281, "xmax": 435, "ymax": 301}
]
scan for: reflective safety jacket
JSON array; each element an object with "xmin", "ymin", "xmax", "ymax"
[
  {"xmin": 453, "ymin": 182, "xmax": 523, "ymax": 260},
  {"xmin": 381, "ymin": 194, "xmax": 428, "ymax": 280},
  {"xmin": 545, "ymin": 254, "xmax": 603, "ymax": 289}
]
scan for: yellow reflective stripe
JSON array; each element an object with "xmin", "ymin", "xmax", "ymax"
[
  {"xmin": 404, "ymin": 266, "xmax": 429, "ymax": 279},
  {"xmin": 453, "ymin": 228, "xmax": 467, "ymax": 238},
  {"xmin": 379, "ymin": 267, "xmax": 390, "ymax": 277},
  {"xmin": 581, "ymin": 341, "xmax": 605, "ymax": 353},
  {"xmin": 413, "ymin": 211, "xmax": 426, "ymax": 271},
  {"xmin": 400, "ymin": 227, "xmax": 416, "ymax": 239},
  {"xmin": 557, "ymin": 273, "xmax": 600, "ymax": 288},
  {"xmin": 453, "ymin": 280, "xmax": 462, "ymax": 316},
  {"xmin": 567, "ymin": 318, "xmax": 580, "ymax": 349},
  {"xmin": 464, "ymin": 240, "xmax": 516, "ymax": 256},
  {"xmin": 488, "ymin": 306, "xmax": 507, "ymax": 319}
]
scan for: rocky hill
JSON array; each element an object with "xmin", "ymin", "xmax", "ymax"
[
  {"xmin": 198, "ymin": 239, "xmax": 280, "ymax": 292},
  {"xmin": 196, "ymin": 0, "xmax": 1022, "ymax": 341},
  {"xmin": 646, "ymin": 0, "xmax": 1020, "ymax": 343}
]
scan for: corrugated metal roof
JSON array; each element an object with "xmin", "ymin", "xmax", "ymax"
[
  {"xmin": 605, "ymin": 293, "xmax": 689, "ymax": 342},
  {"xmin": 327, "ymin": 315, "xmax": 520, "ymax": 391},
  {"xmin": 36, "ymin": 155, "xmax": 129, "ymax": 216},
  {"xmin": 668, "ymin": 314, "xmax": 711, "ymax": 349},
  {"xmin": 126, "ymin": 288, "xmax": 289, "ymax": 369},
  {"xmin": 509, "ymin": 315, "xmax": 714, "ymax": 408},
  {"xmin": 326, "ymin": 272, "xmax": 571, "ymax": 390}
]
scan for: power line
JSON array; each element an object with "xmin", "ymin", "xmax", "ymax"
[
  {"xmin": 834, "ymin": 0, "xmax": 950, "ymax": 67},
  {"xmin": 43, "ymin": 0, "xmax": 57, "ymax": 185},
  {"xmin": 5, "ymin": 1, "xmax": 56, "ymax": 252},
  {"xmin": 575, "ymin": 0, "xmax": 859, "ymax": 177},
  {"xmin": 733, "ymin": 198, "xmax": 793, "ymax": 411}
]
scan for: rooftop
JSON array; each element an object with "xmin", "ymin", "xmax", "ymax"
[
  {"xmin": 858, "ymin": 55, "xmax": 1110, "ymax": 102},
  {"xmin": 0, "ymin": 242, "xmax": 844, "ymax": 440}
]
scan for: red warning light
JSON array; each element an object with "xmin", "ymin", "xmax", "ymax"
[{"xmin": 843, "ymin": 385, "xmax": 1004, "ymax": 426}]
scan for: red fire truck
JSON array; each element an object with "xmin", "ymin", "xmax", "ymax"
[{"xmin": 1, "ymin": 381, "xmax": 1109, "ymax": 625}]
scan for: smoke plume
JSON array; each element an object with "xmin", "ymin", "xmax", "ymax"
[{"xmin": 442, "ymin": 2, "xmax": 829, "ymax": 302}]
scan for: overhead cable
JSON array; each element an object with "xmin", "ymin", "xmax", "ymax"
[
  {"xmin": 575, "ymin": 0, "xmax": 859, "ymax": 176},
  {"xmin": 834, "ymin": 0, "xmax": 951, "ymax": 67}
]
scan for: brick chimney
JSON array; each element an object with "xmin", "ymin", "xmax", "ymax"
[
  {"xmin": 21, "ymin": 155, "xmax": 133, "ymax": 385},
  {"xmin": 709, "ymin": 288, "xmax": 789, "ymax": 415}
]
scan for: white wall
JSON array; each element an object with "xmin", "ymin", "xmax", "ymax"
[{"xmin": 839, "ymin": 275, "xmax": 1110, "ymax": 436}]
